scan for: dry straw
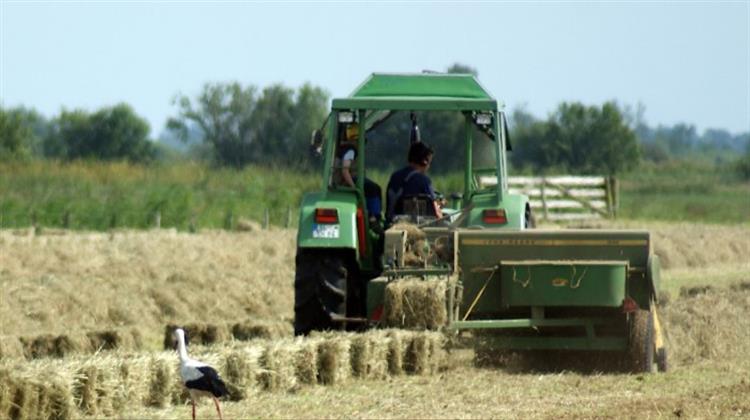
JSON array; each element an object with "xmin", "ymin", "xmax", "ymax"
[
  {"xmin": 314, "ymin": 333, "xmax": 352, "ymax": 385},
  {"xmin": 384, "ymin": 277, "xmax": 450, "ymax": 329},
  {"xmin": 0, "ymin": 329, "xmax": 450, "ymax": 419},
  {"xmin": 0, "ymin": 336, "xmax": 25, "ymax": 360},
  {"xmin": 258, "ymin": 339, "xmax": 300, "ymax": 392},
  {"xmin": 222, "ymin": 345, "xmax": 263, "ymax": 400}
]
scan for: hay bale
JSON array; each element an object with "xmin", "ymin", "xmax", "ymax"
[
  {"xmin": 384, "ymin": 278, "xmax": 449, "ymax": 329},
  {"xmin": 365, "ymin": 331, "xmax": 391, "ymax": 380},
  {"xmin": 147, "ymin": 354, "xmax": 177, "ymax": 408},
  {"xmin": 235, "ymin": 218, "xmax": 262, "ymax": 232},
  {"xmin": 0, "ymin": 369, "xmax": 13, "ymax": 418},
  {"xmin": 116, "ymin": 353, "xmax": 152, "ymax": 408},
  {"xmin": 222, "ymin": 345, "xmax": 263, "ymax": 401},
  {"xmin": 87, "ymin": 329, "xmax": 135, "ymax": 352},
  {"xmin": 404, "ymin": 331, "xmax": 446, "ymax": 375},
  {"xmin": 294, "ymin": 337, "xmax": 321, "ymax": 385},
  {"xmin": 20, "ymin": 335, "xmax": 57, "ymax": 359},
  {"xmin": 0, "ymin": 336, "xmax": 25, "ymax": 360},
  {"xmin": 349, "ymin": 334, "xmax": 371, "ymax": 378},
  {"xmin": 19, "ymin": 333, "xmax": 90, "ymax": 359},
  {"xmin": 259, "ymin": 340, "xmax": 299, "ymax": 391},
  {"xmin": 73, "ymin": 361, "xmax": 118, "ymax": 416},
  {"xmin": 316, "ymin": 334, "xmax": 351, "ymax": 385},
  {"xmin": 385, "ymin": 329, "xmax": 410, "ymax": 375},
  {"xmin": 232, "ymin": 320, "xmax": 292, "ymax": 341},
  {"xmin": 164, "ymin": 323, "xmax": 232, "ymax": 349}
]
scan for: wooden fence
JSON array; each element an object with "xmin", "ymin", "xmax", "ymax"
[{"xmin": 479, "ymin": 175, "xmax": 618, "ymax": 221}]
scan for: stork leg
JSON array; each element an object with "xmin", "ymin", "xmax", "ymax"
[
  {"xmin": 213, "ymin": 396, "xmax": 223, "ymax": 420},
  {"xmin": 191, "ymin": 398, "xmax": 196, "ymax": 420}
]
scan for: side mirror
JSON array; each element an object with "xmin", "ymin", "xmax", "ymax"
[{"xmin": 310, "ymin": 129, "xmax": 323, "ymax": 157}]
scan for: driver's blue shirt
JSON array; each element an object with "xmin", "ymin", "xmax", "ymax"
[{"xmin": 385, "ymin": 166, "xmax": 435, "ymax": 223}]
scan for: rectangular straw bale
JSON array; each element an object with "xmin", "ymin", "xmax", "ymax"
[
  {"xmin": 222, "ymin": 345, "xmax": 263, "ymax": 401},
  {"xmin": 403, "ymin": 331, "xmax": 447, "ymax": 375},
  {"xmin": 8, "ymin": 376, "xmax": 38, "ymax": 420},
  {"xmin": 0, "ymin": 336, "xmax": 25, "ymax": 360},
  {"xmin": 259, "ymin": 339, "xmax": 299, "ymax": 391},
  {"xmin": 232, "ymin": 320, "xmax": 293, "ymax": 341},
  {"xmin": 0, "ymin": 369, "xmax": 13, "ymax": 418},
  {"xmin": 316, "ymin": 333, "xmax": 351, "ymax": 385},
  {"xmin": 116, "ymin": 353, "xmax": 153, "ymax": 408},
  {"xmin": 87, "ymin": 328, "xmax": 142, "ymax": 353},
  {"xmin": 294, "ymin": 337, "xmax": 321, "ymax": 385},
  {"xmin": 385, "ymin": 329, "xmax": 411, "ymax": 375},
  {"xmin": 349, "ymin": 335, "xmax": 371, "ymax": 378},
  {"xmin": 364, "ymin": 330, "xmax": 391, "ymax": 380},
  {"xmin": 164, "ymin": 323, "xmax": 232, "ymax": 349},
  {"xmin": 147, "ymin": 354, "xmax": 178, "ymax": 408},
  {"xmin": 73, "ymin": 359, "xmax": 119, "ymax": 417},
  {"xmin": 384, "ymin": 278, "xmax": 448, "ymax": 329}
]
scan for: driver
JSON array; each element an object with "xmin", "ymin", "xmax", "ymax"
[{"xmin": 385, "ymin": 142, "xmax": 442, "ymax": 225}]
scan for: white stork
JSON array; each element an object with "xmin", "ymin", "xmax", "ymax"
[{"xmin": 173, "ymin": 328, "xmax": 228, "ymax": 420}]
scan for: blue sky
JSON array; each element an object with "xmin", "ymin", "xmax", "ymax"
[{"xmin": 1, "ymin": 1, "xmax": 748, "ymax": 137}]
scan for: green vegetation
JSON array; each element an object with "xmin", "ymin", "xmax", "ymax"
[
  {"xmin": 0, "ymin": 160, "xmax": 746, "ymax": 230},
  {"xmin": 618, "ymin": 160, "xmax": 750, "ymax": 224},
  {"xmin": 0, "ymin": 161, "xmax": 319, "ymax": 230}
]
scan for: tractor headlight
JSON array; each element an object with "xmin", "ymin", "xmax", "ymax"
[
  {"xmin": 475, "ymin": 113, "xmax": 492, "ymax": 126},
  {"xmin": 338, "ymin": 111, "xmax": 355, "ymax": 123}
]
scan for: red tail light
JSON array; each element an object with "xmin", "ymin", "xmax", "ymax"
[
  {"xmin": 483, "ymin": 209, "xmax": 507, "ymax": 224},
  {"xmin": 370, "ymin": 304, "xmax": 384, "ymax": 322},
  {"xmin": 315, "ymin": 208, "xmax": 339, "ymax": 224},
  {"xmin": 622, "ymin": 297, "xmax": 639, "ymax": 313}
]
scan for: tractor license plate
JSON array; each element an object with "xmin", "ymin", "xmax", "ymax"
[{"xmin": 312, "ymin": 224, "xmax": 340, "ymax": 239}]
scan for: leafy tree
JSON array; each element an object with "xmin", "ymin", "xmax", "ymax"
[
  {"xmin": 0, "ymin": 107, "xmax": 33, "ymax": 161},
  {"xmin": 45, "ymin": 104, "xmax": 154, "ymax": 162},
  {"xmin": 168, "ymin": 82, "xmax": 328, "ymax": 168},
  {"xmin": 511, "ymin": 102, "xmax": 640, "ymax": 174},
  {"xmin": 168, "ymin": 82, "xmax": 257, "ymax": 167}
]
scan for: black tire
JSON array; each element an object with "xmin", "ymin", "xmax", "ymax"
[
  {"xmin": 627, "ymin": 309, "xmax": 655, "ymax": 373},
  {"xmin": 656, "ymin": 347, "xmax": 668, "ymax": 372},
  {"xmin": 293, "ymin": 252, "xmax": 347, "ymax": 336}
]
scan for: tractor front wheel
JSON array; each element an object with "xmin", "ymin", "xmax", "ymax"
[
  {"xmin": 293, "ymin": 252, "xmax": 348, "ymax": 336},
  {"xmin": 627, "ymin": 308, "xmax": 655, "ymax": 373}
]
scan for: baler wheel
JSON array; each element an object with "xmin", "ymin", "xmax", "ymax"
[
  {"xmin": 627, "ymin": 308, "xmax": 655, "ymax": 373},
  {"xmin": 293, "ymin": 252, "xmax": 347, "ymax": 335},
  {"xmin": 656, "ymin": 348, "xmax": 668, "ymax": 372}
]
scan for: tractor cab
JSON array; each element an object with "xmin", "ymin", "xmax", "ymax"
[{"xmin": 295, "ymin": 73, "xmax": 532, "ymax": 335}]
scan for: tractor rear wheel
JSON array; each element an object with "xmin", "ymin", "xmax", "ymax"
[
  {"xmin": 627, "ymin": 308, "xmax": 655, "ymax": 373},
  {"xmin": 293, "ymin": 252, "xmax": 347, "ymax": 336}
]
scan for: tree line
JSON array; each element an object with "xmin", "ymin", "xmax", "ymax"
[{"xmin": 2, "ymin": 63, "xmax": 748, "ymax": 178}]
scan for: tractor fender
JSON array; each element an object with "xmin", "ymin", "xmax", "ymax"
[
  {"xmin": 647, "ymin": 254, "xmax": 662, "ymax": 302},
  {"xmin": 297, "ymin": 191, "xmax": 360, "ymax": 253}
]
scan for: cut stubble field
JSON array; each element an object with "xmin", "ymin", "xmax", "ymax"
[{"xmin": 1, "ymin": 221, "xmax": 749, "ymax": 419}]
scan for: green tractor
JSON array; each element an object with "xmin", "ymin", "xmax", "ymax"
[{"xmin": 295, "ymin": 73, "xmax": 667, "ymax": 373}]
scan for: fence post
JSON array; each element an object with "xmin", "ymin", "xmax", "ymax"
[
  {"xmin": 189, "ymin": 212, "xmax": 198, "ymax": 233},
  {"xmin": 540, "ymin": 177, "xmax": 549, "ymax": 222},
  {"xmin": 153, "ymin": 210, "xmax": 161, "ymax": 229},
  {"xmin": 263, "ymin": 208, "xmax": 270, "ymax": 230},
  {"xmin": 224, "ymin": 210, "xmax": 234, "ymax": 230},
  {"xmin": 285, "ymin": 206, "xmax": 292, "ymax": 228}
]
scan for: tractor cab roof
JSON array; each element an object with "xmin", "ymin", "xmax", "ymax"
[{"xmin": 332, "ymin": 73, "xmax": 501, "ymax": 112}]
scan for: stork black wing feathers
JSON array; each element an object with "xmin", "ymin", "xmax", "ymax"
[{"xmin": 185, "ymin": 366, "xmax": 228, "ymax": 398}]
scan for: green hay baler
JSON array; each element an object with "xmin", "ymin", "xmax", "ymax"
[{"xmin": 294, "ymin": 73, "xmax": 667, "ymax": 373}]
